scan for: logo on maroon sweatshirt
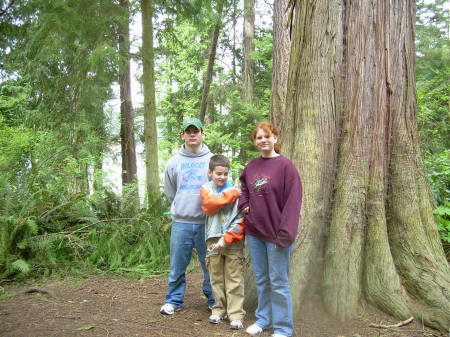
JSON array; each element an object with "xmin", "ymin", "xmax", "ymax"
[{"xmin": 252, "ymin": 174, "xmax": 270, "ymax": 195}]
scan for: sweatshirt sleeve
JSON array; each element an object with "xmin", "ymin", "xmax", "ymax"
[
  {"xmin": 200, "ymin": 187, "xmax": 240, "ymax": 215},
  {"xmin": 224, "ymin": 217, "xmax": 246, "ymax": 246},
  {"xmin": 276, "ymin": 162, "xmax": 302, "ymax": 248},
  {"xmin": 238, "ymin": 167, "xmax": 249, "ymax": 210},
  {"xmin": 164, "ymin": 161, "xmax": 177, "ymax": 202}
]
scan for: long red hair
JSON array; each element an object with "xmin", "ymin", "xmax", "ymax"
[{"xmin": 251, "ymin": 122, "xmax": 281, "ymax": 154}]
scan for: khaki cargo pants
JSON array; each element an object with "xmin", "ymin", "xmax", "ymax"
[{"xmin": 206, "ymin": 238, "xmax": 245, "ymax": 321}]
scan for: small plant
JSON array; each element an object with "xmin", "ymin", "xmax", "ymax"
[{"xmin": 433, "ymin": 202, "xmax": 450, "ymax": 259}]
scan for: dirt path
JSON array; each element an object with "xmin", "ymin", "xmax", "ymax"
[{"xmin": 0, "ymin": 271, "xmax": 444, "ymax": 337}]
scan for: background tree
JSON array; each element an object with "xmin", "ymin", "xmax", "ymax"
[
  {"xmin": 277, "ymin": 0, "xmax": 449, "ymax": 331},
  {"xmin": 240, "ymin": 0, "xmax": 256, "ymax": 163},
  {"xmin": 141, "ymin": 0, "xmax": 159, "ymax": 204},
  {"xmin": 243, "ymin": 0, "xmax": 255, "ymax": 103},
  {"xmin": 119, "ymin": 0, "xmax": 139, "ymax": 206},
  {"xmin": 199, "ymin": 0, "xmax": 225, "ymax": 124}
]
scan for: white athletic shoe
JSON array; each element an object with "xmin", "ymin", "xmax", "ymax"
[
  {"xmin": 160, "ymin": 303, "xmax": 181, "ymax": 315},
  {"xmin": 208, "ymin": 314, "xmax": 221, "ymax": 324},
  {"xmin": 246, "ymin": 323, "xmax": 263, "ymax": 335},
  {"xmin": 230, "ymin": 320, "xmax": 243, "ymax": 329}
]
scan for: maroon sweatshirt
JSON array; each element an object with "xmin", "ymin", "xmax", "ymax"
[{"xmin": 239, "ymin": 155, "xmax": 302, "ymax": 248}]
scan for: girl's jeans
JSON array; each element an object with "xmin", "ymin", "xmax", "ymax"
[{"xmin": 247, "ymin": 234, "xmax": 293, "ymax": 336}]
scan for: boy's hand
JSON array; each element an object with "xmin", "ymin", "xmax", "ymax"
[
  {"xmin": 242, "ymin": 207, "xmax": 249, "ymax": 214},
  {"xmin": 207, "ymin": 237, "xmax": 225, "ymax": 251}
]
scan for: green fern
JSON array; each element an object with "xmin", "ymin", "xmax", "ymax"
[{"xmin": 10, "ymin": 259, "xmax": 31, "ymax": 274}]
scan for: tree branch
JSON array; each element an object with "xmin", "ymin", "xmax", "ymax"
[{"xmin": 369, "ymin": 316, "xmax": 414, "ymax": 329}]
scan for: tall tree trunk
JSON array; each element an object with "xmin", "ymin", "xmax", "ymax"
[
  {"xmin": 269, "ymin": 0, "xmax": 290, "ymax": 132},
  {"xmin": 118, "ymin": 0, "xmax": 138, "ymax": 203},
  {"xmin": 278, "ymin": 0, "xmax": 449, "ymax": 331},
  {"xmin": 199, "ymin": 0, "xmax": 224, "ymax": 124},
  {"xmin": 141, "ymin": 0, "xmax": 159, "ymax": 206},
  {"xmin": 240, "ymin": 0, "xmax": 255, "ymax": 163},
  {"xmin": 243, "ymin": 0, "xmax": 255, "ymax": 103},
  {"xmin": 231, "ymin": 0, "xmax": 238, "ymax": 84}
]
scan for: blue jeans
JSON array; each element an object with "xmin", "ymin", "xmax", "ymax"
[
  {"xmin": 165, "ymin": 222, "xmax": 214, "ymax": 308},
  {"xmin": 247, "ymin": 234, "xmax": 293, "ymax": 336}
]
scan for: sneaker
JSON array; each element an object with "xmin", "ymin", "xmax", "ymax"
[
  {"xmin": 208, "ymin": 314, "xmax": 221, "ymax": 324},
  {"xmin": 246, "ymin": 323, "xmax": 263, "ymax": 335},
  {"xmin": 160, "ymin": 303, "xmax": 181, "ymax": 315},
  {"xmin": 230, "ymin": 320, "xmax": 243, "ymax": 329}
]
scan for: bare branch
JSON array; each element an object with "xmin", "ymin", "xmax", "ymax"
[{"xmin": 369, "ymin": 317, "xmax": 414, "ymax": 329}]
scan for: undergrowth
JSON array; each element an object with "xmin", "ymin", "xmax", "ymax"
[{"xmin": 0, "ymin": 181, "xmax": 171, "ymax": 280}]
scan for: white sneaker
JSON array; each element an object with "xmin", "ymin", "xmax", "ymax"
[
  {"xmin": 246, "ymin": 323, "xmax": 263, "ymax": 335},
  {"xmin": 230, "ymin": 320, "xmax": 243, "ymax": 329},
  {"xmin": 271, "ymin": 334, "xmax": 288, "ymax": 337},
  {"xmin": 160, "ymin": 303, "xmax": 181, "ymax": 315},
  {"xmin": 208, "ymin": 314, "xmax": 221, "ymax": 324}
]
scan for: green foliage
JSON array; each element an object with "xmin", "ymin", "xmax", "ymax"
[
  {"xmin": 433, "ymin": 203, "xmax": 450, "ymax": 243},
  {"xmin": 433, "ymin": 202, "xmax": 450, "ymax": 259},
  {"xmin": 416, "ymin": 1, "xmax": 449, "ymax": 158},
  {"xmin": 416, "ymin": 0, "xmax": 449, "ymax": 252},
  {"xmin": 253, "ymin": 28, "xmax": 273, "ymax": 102},
  {"xmin": 87, "ymin": 214, "xmax": 170, "ymax": 277},
  {"xmin": 0, "ymin": 184, "xmax": 171, "ymax": 279},
  {"xmin": 0, "ymin": 216, "xmax": 37, "ymax": 278},
  {"xmin": 425, "ymin": 150, "xmax": 450, "ymax": 205},
  {"xmin": 0, "ymin": 117, "xmax": 35, "ymax": 182},
  {"xmin": 155, "ymin": 4, "xmax": 272, "ymax": 173}
]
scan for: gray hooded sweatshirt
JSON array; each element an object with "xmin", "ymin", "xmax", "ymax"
[{"xmin": 164, "ymin": 144, "xmax": 213, "ymax": 224}]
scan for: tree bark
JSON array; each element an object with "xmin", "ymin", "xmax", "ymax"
[
  {"xmin": 269, "ymin": 0, "xmax": 290, "ymax": 132},
  {"xmin": 240, "ymin": 0, "xmax": 255, "ymax": 164},
  {"xmin": 243, "ymin": 0, "xmax": 255, "ymax": 103},
  {"xmin": 277, "ymin": 0, "xmax": 449, "ymax": 331},
  {"xmin": 118, "ymin": 0, "xmax": 138, "ymax": 200},
  {"xmin": 141, "ymin": 0, "xmax": 160, "ymax": 205},
  {"xmin": 199, "ymin": 0, "xmax": 224, "ymax": 124}
]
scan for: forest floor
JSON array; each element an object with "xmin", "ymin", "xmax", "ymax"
[{"xmin": 0, "ymin": 269, "xmax": 447, "ymax": 337}]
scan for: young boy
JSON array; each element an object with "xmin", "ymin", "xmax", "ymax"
[{"xmin": 200, "ymin": 155, "xmax": 246, "ymax": 330}]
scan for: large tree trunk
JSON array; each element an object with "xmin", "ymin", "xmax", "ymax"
[
  {"xmin": 278, "ymin": 0, "xmax": 449, "ymax": 331},
  {"xmin": 199, "ymin": 0, "xmax": 224, "ymax": 124},
  {"xmin": 141, "ymin": 0, "xmax": 159, "ymax": 205},
  {"xmin": 269, "ymin": 0, "xmax": 290, "ymax": 132},
  {"xmin": 118, "ymin": 0, "xmax": 138, "ymax": 202}
]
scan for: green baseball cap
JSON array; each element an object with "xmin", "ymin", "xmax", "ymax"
[{"xmin": 182, "ymin": 117, "xmax": 203, "ymax": 131}]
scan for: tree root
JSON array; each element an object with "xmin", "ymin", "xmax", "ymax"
[
  {"xmin": 23, "ymin": 288, "xmax": 56, "ymax": 299},
  {"xmin": 369, "ymin": 316, "xmax": 414, "ymax": 328}
]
